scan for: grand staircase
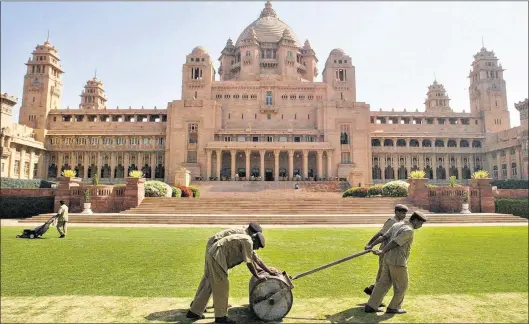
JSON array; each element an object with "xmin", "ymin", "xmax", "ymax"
[{"xmin": 18, "ymin": 181, "xmax": 527, "ymax": 225}]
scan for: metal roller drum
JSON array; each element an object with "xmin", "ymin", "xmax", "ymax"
[{"xmin": 249, "ymin": 273, "xmax": 294, "ymax": 321}]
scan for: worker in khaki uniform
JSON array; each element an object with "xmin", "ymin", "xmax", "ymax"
[
  {"xmin": 363, "ymin": 204, "xmax": 408, "ymax": 296},
  {"xmin": 191, "ymin": 223, "xmax": 267, "ymax": 311},
  {"xmin": 55, "ymin": 200, "xmax": 69, "ymax": 238},
  {"xmin": 364, "ymin": 211, "xmax": 427, "ymax": 314},
  {"xmin": 187, "ymin": 233, "xmax": 277, "ymax": 324}
]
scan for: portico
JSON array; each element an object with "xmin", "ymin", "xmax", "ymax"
[{"xmin": 205, "ymin": 142, "xmax": 333, "ymax": 181}]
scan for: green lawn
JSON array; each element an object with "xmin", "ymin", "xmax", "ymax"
[{"xmin": 1, "ymin": 226, "xmax": 527, "ymax": 298}]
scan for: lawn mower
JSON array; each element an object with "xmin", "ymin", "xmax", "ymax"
[
  {"xmin": 16, "ymin": 215, "xmax": 57, "ymax": 239},
  {"xmin": 249, "ymin": 249, "xmax": 372, "ymax": 321}
]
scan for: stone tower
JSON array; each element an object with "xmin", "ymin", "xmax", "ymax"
[
  {"xmin": 79, "ymin": 76, "xmax": 107, "ymax": 110},
  {"xmin": 424, "ymin": 80, "xmax": 452, "ymax": 112},
  {"xmin": 468, "ymin": 46, "xmax": 510, "ymax": 133},
  {"xmin": 181, "ymin": 46, "xmax": 215, "ymax": 100},
  {"xmin": 322, "ymin": 48, "xmax": 356, "ymax": 102},
  {"xmin": 301, "ymin": 40, "xmax": 318, "ymax": 82},
  {"xmin": 18, "ymin": 40, "xmax": 64, "ymax": 141}
]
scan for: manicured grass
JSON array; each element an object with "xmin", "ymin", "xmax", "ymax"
[{"xmin": 1, "ymin": 227, "xmax": 527, "ymax": 298}]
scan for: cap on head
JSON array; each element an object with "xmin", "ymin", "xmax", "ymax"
[
  {"xmin": 410, "ymin": 211, "xmax": 428, "ymax": 222},
  {"xmin": 395, "ymin": 204, "xmax": 409, "ymax": 212},
  {"xmin": 254, "ymin": 232, "xmax": 265, "ymax": 248},
  {"xmin": 248, "ymin": 222, "xmax": 263, "ymax": 234},
  {"xmin": 60, "ymin": 200, "xmax": 65, "ymax": 205}
]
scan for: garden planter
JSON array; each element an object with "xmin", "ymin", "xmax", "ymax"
[
  {"xmin": 460, "ymin": 203, "xmax": 471, "ymax": 214},
  {"xmin": 81, "ymin": 202, "xmax": 93, "ymax": 214}
]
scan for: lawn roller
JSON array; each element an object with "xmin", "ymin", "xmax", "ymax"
[{"xmin": 249, "ymin": 249, "xmax": 372, "ymax": 321}]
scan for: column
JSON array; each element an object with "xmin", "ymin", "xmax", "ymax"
[
  {"xmin": 381, "ymin": 154, "xmax": 386, "ymax": 181},
  {"xmin": 110, "ymin": 152, "xmax": 116, "ymax": 179},
  {"xmin": 393, "ymin": 155, "xmax": 398, "ymax": 180},
  {"xmin": 496, "ymin": 154, "xmax": 501, "ymax": 179},
  {"xmin": 274, "ymin": 150, "xmax": 280, "ymax": 181},
  {"xmin": 326, "ymin": 150, "xmax": 332, "ymax": 178},
  {"xmin": 245, "ymin": 149, "xmax": 251, "ymax": 181},
  {"xmin": 405, "ymin": 154, "xmax": 411, "ymax": 177},
  {"xmin": 457, "ymin": 155, "xmax": 463, "ymax": 180},
  {"xmin": 432, "ymin": 154, "xmax": 437, "ymax": 180},
  {"xmin": 150, "ymin": 153, "xmax": 156, "ymax": 179},
  {"xmin": 28, "ymin": 149, "xmax": 35, "ymax": 179},
  {"xmin": 469, "ymin": 154, "xmax": 475, "ymax": 173},
  {"xmin": 445, "ymin": 153, "xmax": 449, "ymax": 179},
  {"xmin": 57, "ymin": 152, "xmax": 64, "ymax": 176},
  {"xmin": 83, "ymin": 152, "xmax": 89, "ymax": 179},
  {"xmin": 215, "ymin": 150, "xmax": 222, "ymax": 180},
  {"xmin": 288, "ymin": 150, "xmax": 294, "ymax": 180},
  {"xmin": 317, "ymin": 151, "xmax": 323, "ymax": 179},
  {"xmin": 124, "ymin": 152, "xmax": 130, "ymax": 177},
  {"xmin": 230, "ymin": 150, "xmax": 236, "ymax": 180},
  {"xmin": 302, "ymin": 150, "xmax": 309, "ymax": 179},
  {"xmin": 206, "ymin": 149, "xmax": 212, "ymax": 180},
  {"xmin": 19, "ymin": 147, "xmax": 26, "ymax": 179},
  {"xmin": 97, "ymin": 151, "xmax": 102, "ymax": 179},
  {"xmin": 506, "ymin": 151, "xmax": 512, "ymax": 179},
  {"xmin": 259, "ymin": 150, "xmax": 265, "ymax": 181}
]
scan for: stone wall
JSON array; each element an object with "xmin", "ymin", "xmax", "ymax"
[
  {"xmin": 0, "ymin": 188, "xmax": 56, "ymax": 197},
  {"xmin": 493, "ymin": 189, "xmax": 528, "ymax": 198}
]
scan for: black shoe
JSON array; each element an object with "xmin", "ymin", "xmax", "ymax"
[
  {"xmin": 379, "ymin": 303, "xmax": 386, "ymax": 307},
  {"xmin": 386, "ymin": 308, "xmax": 406, "ymax": 314},
  {"xmin": 364, "ymin": 305, "xmax": 383, "ymax": 313},
  {"xmin": 215, "ymin": 316, "xmax": 236, "ymax": 324},
  {"xmin": 59, "ymin": 235, "xmax": 65, "ymax": 238},
  {"xmin": 186, "ymin": 310, "xmax": 205, "ymax": 320}
]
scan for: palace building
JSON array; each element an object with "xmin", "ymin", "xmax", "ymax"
[{"xmin": 1, "ymin": 1, "xmax": 528, "ymax": 184}]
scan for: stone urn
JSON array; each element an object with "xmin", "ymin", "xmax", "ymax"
[
  {"xmin": 460, "ymin": 190, "xmax": 471, "ymax": 214},
  {"xmin": 81, "ymin": 202, "xmax": 93, "ymax": 214}
]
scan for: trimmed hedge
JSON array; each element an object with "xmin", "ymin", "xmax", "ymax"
[
  {"xmin": 368, "ymin": 184, "xmax": 384, "ymax": 196},
  {"xmin": 0, "ymin": 178, "xmax": 56, "ymax": 189},
  {"xmin": 495, "ymin": 198, "xmax": 528, "ymax": 219},
  {"xmin": 188, "ymin": 186, "xmax": 200, "ymax": 198},
  {"xmin": 491, "ymin": 179, "xmax": 529, "ymax": 189},
  {"xmin": 172, "ymin": 187, "xmax": 182, "ymax": 198},
  {"xmin": 343, "ymin": 187, "xmax": 368, "ymax": 198},
  {"xmin": 144, "ymin": 181, "xmax": 171, "ymax": 197},
  {"xmin": 382, "ymin": 181, "xmax": 408, "ymax": 197},
  {"xmin": 0, "ymin": 196, "xmax": 54, "ymax": 218}
]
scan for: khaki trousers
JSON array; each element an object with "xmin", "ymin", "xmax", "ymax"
[
  {"xmin": 191, "ymin": 241, "xmax": 215, "ymax": 304},
  {"xmin": 367, "ymin": 262, "xmax": 409, "ymax": 310},
  {"xmin": 56, "ymin": 220, "xmax": 67, "ymax": 236},
  {"xmin": 190, "ymin": 254, "xmax": 229, "ymax": 318}
]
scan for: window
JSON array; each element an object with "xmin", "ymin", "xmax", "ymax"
[
  {"xmin": 245, "ymin": 51, "xmax": 251, "ymax": 57},
  {"xmin": 224, "ymin": 137, "xmax": 231, "ymax": 142},
  {"xmin": 158, "ymin": 137, "xmax": 165, "ymax": 146},
  {"xmin": 287, "ymin": 51, "xmax": 292, "ymax": 57},
  {"xmin": 294, "ymin": 137, "xmax": 301, "ymax": 142},
  {"xmin": 14, "ymin": 161, "xmax": 20, "ymax": 176},
  {"xmin": 103, "ymin": 137, "xmax": 113, "ymax": 145},
  {"xmin": 512, "ymin": 163, "xmax": 518, "ymax": 176},
  {"xmin": 89, "ymin": 137, "xmax": 99, "ymax": 145},
  {"xmin": 64, "ymin": 138, "xmax": 72, "ymax": 145},
  {"xmin": 341, "ymin": 152, "xmax": 351, "ymax": 164},
  {"xmin": 237, "ymin": 136, "xmax": 246, "ymax": 142},
  {"xmin": 336, "ymin": 69, "xmax": 346, "ymax": 81},
  {"xmin": 267, "ymin": 114, "xmax": 271, "ymax": 120},
  {"xmin": 501, "ymin": 164, "xmax": 507, "ymax": 178},
  {"xmin": 188, "ymin": 123, "xmax": 198, "ymax": 133},
  {"xmin": 142, "ymin": 138, "xmax": 151, "ymax": 145},
  {"xmin": 340, "ymin": 125, "xmax": 350, "ymax": 144},
  {"xmin": 265, "ymin": 91, "xmax": 273, "ymax": 105},
  {"xmin": 281, "ymin": 94, "xmax": 288, "ymax": 100},
  {"xmin": 130, "ymin": 137, "xmax": 139, "ymax": 145},
  {"xmin": 290, "ymin": 94, "xmax": 296, "ymax": 100},
  {"xmin": 308, "ymin": 95, "xmax": 313, "ymax": 100},
  {"xmin": 279, "ymin": 136, "xmax": 287, "ymax": 142},
  {"xmin": 252, "ymin": 137, "xmax": 259, "ymax": 142},
  {"xmin": 266, "ymin": 136, "xmax": 273, "ymax": 142},
  {"xmin": 117, "ymin": 137, "xmax": 125, "ymax": 145}
]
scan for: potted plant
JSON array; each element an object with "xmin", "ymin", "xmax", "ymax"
[
  {"xmin": 470, "ymin": 170, "xmax": 492, "ymax": 188},
  {"xmin": 81, "ymin": 189, "xmax": 93, "ymax": 214},
  {"xmin": 460, "ymin": 189, "xmax": 471, "ymax": 214}
]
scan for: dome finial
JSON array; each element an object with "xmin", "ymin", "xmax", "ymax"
[{"xmin": 260, "ymin": 0, "xmax": 277, "ymax": 18}]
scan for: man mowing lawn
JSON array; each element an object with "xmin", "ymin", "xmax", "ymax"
[
  {"xmin": 55, "ymin": 200, "xmax": 69, "ymax": 238},
  {"xmin": 363, "ymin": 203, "xmax": 408, "ymax": 297},
  {"xmin": 365, "ymin": 211, "xmax": 428, "ymax": 314},
  {"xmin": 187, "ymin": 232, "xmax": 278, "ymax": 323}
]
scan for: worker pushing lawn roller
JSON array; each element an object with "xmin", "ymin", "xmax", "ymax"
[{"xmin": 249, "ymin": 249, "xmax": 373, "ymax": 322}]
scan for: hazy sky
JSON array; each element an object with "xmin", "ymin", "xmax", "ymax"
[{"xmin": 2, "ymin": 1, "xmax": 527, "ymax": 126}]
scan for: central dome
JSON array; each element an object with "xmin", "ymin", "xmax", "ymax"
[{"xmin": 235, "ymin": 1, "xmax": 300, "ymax": 48}]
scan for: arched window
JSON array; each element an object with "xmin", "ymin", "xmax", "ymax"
[
  {"xmin": 435, "ymin": 139, "xmax": 445, "ymax": 147},
  {"xmin": 460, "ymin": 140, "xmax": 469, "ymax": 147},
  {"xmin": 371, "ymin": 139, "xmax": 381, "ymax": 147},
  {"xmin": 472, "ymin": 140, "xmax": 481, "ymax": 148},
  {"xmin": 265, "ymin": 91, "xmax": 273, "ymax": 105},
  {"xmin": 422, "ymin": 139, "xmax": 432, "ymax": 147},
  {"xmin": 410, "ymin": 139, "xmax": 419, "ymax": 147},
  {"xmin": 246, "ymin": 51, "xmax": 251, "ymax": 57},
  {"xmin": 447, "ymin": 140, "xmax": 457, "ymax": 147},
  {"xmin": 383, "ymin": 139, "xmax": 394, "ymax": 147},
  {"xmin": 397, "ymin": 139, "xmax": 406, "ymax": 147}
]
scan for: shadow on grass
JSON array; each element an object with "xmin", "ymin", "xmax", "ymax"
[
  {"xmin": 326, "ymin": 306, "xmax": 395, "ymax": 323},
  {"xmin": 145, "ymin": 308, "xmax": 192, "ymax": 323}
]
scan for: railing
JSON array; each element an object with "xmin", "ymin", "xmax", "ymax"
[
  {"xmin": 372, "ymin": 147, "xmax": 484, "ymax": 154},
  {"xmin": 205, "ymin": 141, "xmax": 333, "ymax": 150}
]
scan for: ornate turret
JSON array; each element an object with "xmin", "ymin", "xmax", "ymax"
[
  {"xmin": 260, "ymin": 1, "xmax": 277, "ymax": 18},
  {"xmin": 424, "ymin": 79, "xmax": 452, "ymax": 112},
  {"xmin": 79, "ymin": 75, "xmax": 107, "ymax": 110}
]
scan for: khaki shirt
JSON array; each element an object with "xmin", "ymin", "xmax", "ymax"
[
  {"xmin": 57, "ymin": 205, "xmax": 69, "ymax": 222},
  {"xmin": 207, "ymin": 226, "xmax": 249, "ymax": 247},
  {"xmin": 378, "ymin": 216, "xmax": 400, "ymax": 249},
  {"xmin": 382, "ymin": 220, "xmax": 414, "ymax": 267},
  {"xmin": 209, "ymin": 234, "xmax": 254, "ymax": 273}
]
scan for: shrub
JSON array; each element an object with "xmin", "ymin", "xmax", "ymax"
[
  {"xmin": 343, "ymin": 187, "xmax": 369, "ymax": 198},
  {"xmin": 0, "ymin": 196, "xmax": 54, "ymax": 219},
  {"xmin": 129, "ymin": 170, "xmax": 143, "ymax": 178},
  {"xmin": 491, "ymin": 179, "xmax": 529, "ymax": 189},
  {"xmin": 382, "ymin": 181, "xmax": 408, "ymax": 197},
  {"xmin": 188, "ymin": 186, "xmax": 200, "ymax": 198},
  {"xmin": 144, "ymin": 180, "xmax": 170, "ymax": 197},
  {"xmin": 178, "ymin": 186, "xmax": 193, "ymax": 197},
  {"xmin": 84, "ymin": 189, "xmax": 91, "ymax": 203},
  {"xmin": 409, "ymin": 170, "xmax": 426, "ymax": 179},
  {"xmin": 495, "ymin": 198, "xmax": 528, "ymax": 219},
  {"xmin": 91, "ymin": 173, "xmax": 99, "ymax": 186},
  {"xmin": 427, "ymin": 184, "xmax": 437, "ymax": 188},
  {"xmin": 462, "ymin": 190, "xmax": 469, "ymax": 203},
  {"xmin": 448, "ymin": 176, "xmax": 458, "ymax": 187},
  {"xmin": 171, "ymin": 187, "xmax": 182, "ymax": 198},
  {"xmin": 0, "ymin": 178, "xmax": 56, "ymax": 189},
  {"xmin": 114, "ymin": 184, "xmax": 126, "ymax": 187},
  {"xmin": 61, "ymin": 169, "xmax": 76, "ymax": 178},
  {"xmin": 368, "ymin": 184, "xmax": 384, "ymax": 196},
  {"xmin": 472, "ymin": 170, "xmax": 490, "ymax": 179}
]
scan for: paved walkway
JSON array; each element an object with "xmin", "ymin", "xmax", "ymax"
[{"xmin": 2, "ymin": 218, "xmax": 527, "ymax": 228}]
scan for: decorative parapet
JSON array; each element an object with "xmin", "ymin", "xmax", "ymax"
[{"xmin": 1, "ymin": 93, "xmax": 18, "ymax": 105}]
